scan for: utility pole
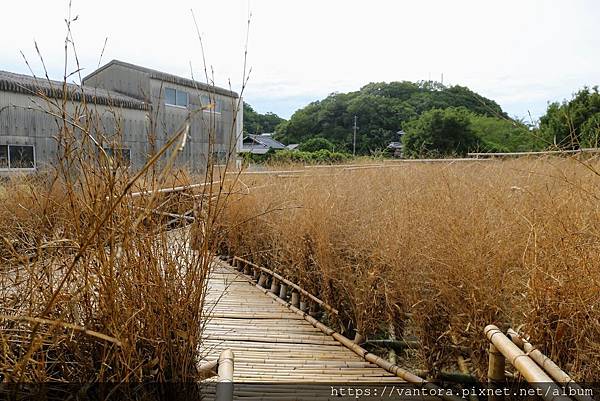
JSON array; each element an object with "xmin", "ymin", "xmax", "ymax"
[{"xmin": 353, "ymin": 115, "xmax": 357, "ymax": 157}]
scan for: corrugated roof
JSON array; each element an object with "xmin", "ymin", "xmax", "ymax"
[
  {"xmin": 248, "ymin": 134, "xmax": 286, "ymax": 150},
  {"xmin": 0, "ymin": 70, "xmax": 148, "ymax": 111},
  {"xmin": 83, "ymin": 60, "xmax": 239, "ymax": 99}
]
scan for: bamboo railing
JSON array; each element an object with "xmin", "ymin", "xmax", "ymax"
[
  {"xmin": 198, "ymin": 349, "xmax": 235, "ymax": 401},
  {"xmin": 484, "ymin": 325, "xmax": 590, "ymax": 401},
  {"xmin": 469, "ymin": 148, "xmax": 600, "ymax": 158},
  {"xmin": 232, "ymin": 256, "xmax": 339, "ymax": 316},
  {"xmin": 229, "ymin": 256, "xmax": 462, "ymax": 401},
  {"xmin": 506, "ymin": 329, "xmax": 593, "ymax": 401}
]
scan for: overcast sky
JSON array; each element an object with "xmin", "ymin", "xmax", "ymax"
[{"xmin": 1, "ymin": 0, "xmax": 599, "ymax": 120}]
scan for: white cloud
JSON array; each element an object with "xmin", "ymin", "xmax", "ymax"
[{"xmin": 1, "ymin": 0, "xmax": 598, "ymax": 119}]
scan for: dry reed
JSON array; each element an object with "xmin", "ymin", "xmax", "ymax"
[{"xmin": 219, "ymin": 157, "xmax": 600, "ymax": 381}]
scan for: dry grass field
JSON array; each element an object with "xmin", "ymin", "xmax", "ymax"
[{"xmin": 219, "ymin": 158, "xmax": 600, "ymax": 381}]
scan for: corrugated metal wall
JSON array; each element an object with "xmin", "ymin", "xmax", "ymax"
[{"xmin": 0, "ymin": 67, "xmax": 242, "ymax": 174}]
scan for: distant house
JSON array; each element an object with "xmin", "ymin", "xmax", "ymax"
[
  {"xmin": 286, "ymin": 144, "xmax": 299, "ymax": 151},
  {"xmin": 240, "ymin": 133, "xmax": 286, "ymax": 155},
  {"xmin": 387, "ymin": 130, "xmax": 406, "ymax": 158}
]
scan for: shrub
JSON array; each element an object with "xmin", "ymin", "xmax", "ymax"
[
  {"xmin": 298, "ymin": 138, "xmax": 335, "ymax": 152},
  {"xmin": 403, "ymin": 108, "xmax": 478, "ymax": 157}
]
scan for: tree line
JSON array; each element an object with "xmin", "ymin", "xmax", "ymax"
[{"xmin": 245, "ymin": 82, "xmax": 600, "ymax": 157}]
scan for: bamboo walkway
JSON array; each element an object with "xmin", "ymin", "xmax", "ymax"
[{"xmin": 199, "ymin": 264, "xmax": 404, "ymax": 384}]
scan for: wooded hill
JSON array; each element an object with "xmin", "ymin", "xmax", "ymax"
[{"xmin": 272, "ymin": 81, "xmax": 539, "ymax": 155}]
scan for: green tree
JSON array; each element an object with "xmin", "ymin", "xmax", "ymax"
[
  {"xmin": 243, "ymin": 103, "xmax": 286, "ymax": 135},
  {"xmin": 402, "ymin": 108, "xmax": 478, "ymax": 157},
  {"xmin": 469, "ymin": 114, "xmax": 544, "ymax": 152},
  {"xmin": 539, "ymin": 87, "xmax": 600, "ymax": 149},
  {"xmin": 299, "ymin": 137, "xmax": 335, "ymax": 152}
]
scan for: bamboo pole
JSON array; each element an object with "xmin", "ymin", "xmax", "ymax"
[
  {"xmin": 197, "ymin": 359, "xmax": 218, "ymax": 379},
  {"xmin": 291, "ymin": 291, "xmax": 300, "ymax": 308},
  {"xmin": 484, "ymin": 325, "xmax": 570, "ymax": 401},
  {"xmin": 279, "ymin": 283, "xmax": 288, "ymax": 300},
  {"xmin": 387, "ymin": 322, "xmax": 397, "ymax": 365},
  {"xmin": 487, "ymin": 343, "xmax": 505, "ymax": 383},
  {"xmin": 487, "ymin": 343, "xmax": 505, "ymax": 401},
  {"xmin": 258, "ymin": 272, "xmax": 268, "ymax": 288},
  {"xmin": 216, "ymin": 349, "xmax": 234, "ymax": 401},
  {"xmin": 507, "ymin": 329, "xmax": 593, "ymax": 401},
  {"xmin": 234, "ymin": 256, "xmax": 339, "ymax": 315},
  {"xmin": 129, "ymin": 180, "xmax": 221, "ymax": 198},
  {"xmin": 468, "ymin": 148, "xmax": 600, "ymax": 157},
  {"xmin": 308, "ymin": 301, "xmax": 319, "ymax": 318},
  {"xmin": 270, "ymin": 278, "xmax": 280, "ymax": 294}
]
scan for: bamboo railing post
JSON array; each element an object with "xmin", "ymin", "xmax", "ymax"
[
  {"xmin": 257, "ymin": 272, "xmax": 268, "ymax": 288},
  {"xmin": 243, "ymin": 263, "xmax": 252, "ymax": 276},
  {"xmin": 309, "ymin": 301, "xmax": 319, "ymax": 317},
  {"xmin": 232, "ymin": 257, "xmax": 339, "ymax": 316},
  {"xmin": 299, "ymin": 297, "xmax": 308, "ymax": 312},
  {"xmin": 278, "ymin": 283, "xmax": 288, "ymax": 300},
  {"xmin": 253, "ymin": 267, "xmax": 260, "ymax": 281},
  {"xmin": 388, "ymin": 322, "xmax": 398, "ymax": 365},
  {"xmin": 216, "ymin": 349, "xmax": 234, "ymax": 401},
  {"xmin": 353, "ymin": 331, "xmax": 364, "ymax": 344},
  {"xmin": 291, "ymin": 291, "xmax": 300, "ymax": 308},
  {"xmin": 269, "ymin": 277, "xmax": 279, "ymax": 294},
  {"xmin": 487, "ymin": 343, "xmax": 505, "ymax": 401}
]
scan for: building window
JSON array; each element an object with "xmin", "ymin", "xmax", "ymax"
[
  {"xmin": 0, "ymin": 145, "xmax": 35, "ymax": 169},
  {"xmin": 165, "ymin": 88, "xmax": 188, "ymax": 107},
  {"xmin": 201, "ymin": 95, "xmax": 222, "ymax": 113},
  {"xmin": 103, "ymin": 147, "xmax": 131, "ymax": 166}
]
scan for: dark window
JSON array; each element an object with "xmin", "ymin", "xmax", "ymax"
[
  {"xmin": 165, "ymin": 88, "xmax": 188, "ymax": 107},
  {"xmin": 0, "ymin": 145, "xmax": 7, "ymax": 168},
  {"xmin": 8, "ymin": 145, "xmax": 35, "ymax": 169},
  {"xmin": 103, "ymin": 147, "xmax": 131, "ymax": 166}
]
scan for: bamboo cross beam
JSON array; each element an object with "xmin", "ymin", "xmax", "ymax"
[
  {"xmin": 198, "ymin": 359, "xmax": 219, "ymax": 379},
  {"xmin": 129, "ymin": 180, "xmax": 222, "ymax": 198},
  {"xmin": 131, "ymin": 206, "xmax": 195, "ymax": 222},
  {"xmin": 484, "ymin": 325, "xmax": 571, "ymax": 401},
  {"xmin": 507, "ymin": 329, "xmax": 593, "ymax": 401},
  {"xmin": 233, "ymin": 256, "xmax": 339, "ymax": 316},
  {"xmin": 468, "ymin": 148, "xmax": 600, "ymax": 157}
]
